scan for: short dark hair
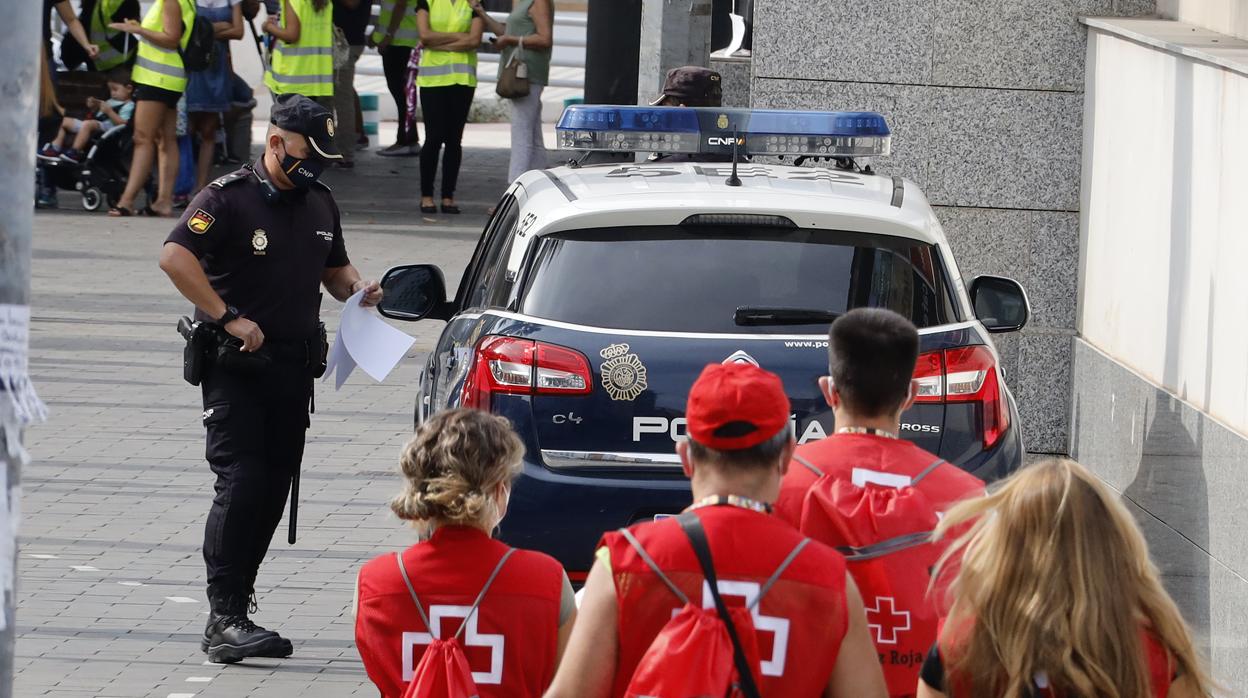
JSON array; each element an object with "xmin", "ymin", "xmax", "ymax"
[
  {"xmin": 828, "ymin": 308, "xmax": 919, "ymax": 417},
  {"xmin": 686, "ymin": 426, "xmax": 791, "ymax": 470}
]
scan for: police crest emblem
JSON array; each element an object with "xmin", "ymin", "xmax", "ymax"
[
  {"xmin": 187, "ymin": 208, "xmax": 215, "ymax": 234},
  {"xmin": 599, "ymin": 343, "xmax": 648, "ymax": 401},
  {"xmin": 252, "ymin": 229, "xmax": 268, "ymax": 255}
]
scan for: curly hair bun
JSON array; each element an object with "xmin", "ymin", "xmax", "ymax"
[{"xmin": 391, "ymin": 409, "xmax": 525, "ymax": 527}]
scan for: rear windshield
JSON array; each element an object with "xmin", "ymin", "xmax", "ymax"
[{"xmin": 519, "ymin": 226, "xmax": 958, "ymax": 333}]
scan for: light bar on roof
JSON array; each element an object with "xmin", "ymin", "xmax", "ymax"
[{"xmin": 555, "ymin": 106, "xmax": 891, "ymax": 158}]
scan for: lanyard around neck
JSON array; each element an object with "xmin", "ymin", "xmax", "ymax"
[
  {"xmin": 686, "ymin": 493, "xmax": 773, "ymax": 515},
  {"xmin": 835, "ymin": 426, "xmax": 899, "ymax": 440}
]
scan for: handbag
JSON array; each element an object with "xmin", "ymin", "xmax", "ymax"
[{"xmin": 495, "ymin": 37, "xmax": 530, "ymax": 98}]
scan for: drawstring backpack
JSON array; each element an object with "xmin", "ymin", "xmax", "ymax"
[
  {"xmin": 621, "ymin": 512, "xmax": 809, "ymax": 698},
  {"xmin": 394, "ymin": 548, "xmax": 515, "ymax": 698},
  {"xmin": 795, "ymin": 455, "xmax": 948, "ymax": 696}
]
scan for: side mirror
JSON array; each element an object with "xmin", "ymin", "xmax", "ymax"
[
  {"xmin": 969, "ymin": 275, "xmax": 1030, "ymax": 333},
  {"xmin": 378, "ymin": 264, "xmax": 450, "ymax": 321}
]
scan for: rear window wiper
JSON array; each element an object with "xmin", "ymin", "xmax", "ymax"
[{"xmin": 734, "ymin": 307, "xmax": 841, "ymax": 326}]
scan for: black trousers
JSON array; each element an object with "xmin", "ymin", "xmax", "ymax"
[
  {"xmin": 201, "ymin": 358, "xmax": 311, "ymax": 603},
  {"xmin": 419, "ymin": 84, "xmax": 475, "ymax": 198},
  {"xmin": 381, "ymin": 44, "xmax": 415, "ymax": 144}
]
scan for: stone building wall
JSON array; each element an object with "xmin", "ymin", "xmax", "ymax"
[{"xmin": 748, "ymin": 0, "xmax": 1155, "ymax": 452}]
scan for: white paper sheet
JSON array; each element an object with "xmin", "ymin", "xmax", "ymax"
[{"xmin": 323, "ymin": 290, "xmax": 417, "ymax": 389}]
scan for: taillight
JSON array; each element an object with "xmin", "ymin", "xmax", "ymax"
[
  {"xmin": 912, "ymin": 345, "xmax": 1009, "ymax": 449},
  {"xmin": 462, "ymin": 336, "xmax": 592, "ymax": 410}
]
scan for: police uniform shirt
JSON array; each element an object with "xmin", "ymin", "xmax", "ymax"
[{"xmin": 165, "ymin": 160, "xmax": 350, "ymax": 342}]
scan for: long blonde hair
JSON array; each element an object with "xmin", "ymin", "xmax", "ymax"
[
  {"xmin": 390, "ymin": 408, "xmax": 524, "ymax": 528},
  {"xmin": 932, "ymin": 458, "xmax": 1216, "ymax": 697}
]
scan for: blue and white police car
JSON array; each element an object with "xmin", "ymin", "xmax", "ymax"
[{"xmin": 378, "ymin": 106, "xmax": 1029, "ymax": 580}]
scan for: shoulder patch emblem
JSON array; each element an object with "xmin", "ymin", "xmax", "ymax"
[
  {"xmin": 600, "ymin": 343, "xmax": 648, "ymax": 401},
  {"xmin": 187, "ymin": 209, "xmax": 215, "ymax": 235}
]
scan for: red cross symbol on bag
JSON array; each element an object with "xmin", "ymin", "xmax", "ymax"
[{"xmin": 864, "ymin": 596, "xmax": 911, "ymax": 645}]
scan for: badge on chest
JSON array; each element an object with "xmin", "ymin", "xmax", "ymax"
[{"xmin": 252, "ymin": 229, "xmax": 268, "ymax": 255}]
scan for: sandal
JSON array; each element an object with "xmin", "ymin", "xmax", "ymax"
[
  {"xmin": 142, "ymin": 206, "xmax": 175, "ymax": 218},
  {"xmin": 107, "ymin": 206, "xmax": 133, "ymax": 217}
]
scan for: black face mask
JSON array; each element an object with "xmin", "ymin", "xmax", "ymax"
[{"xmin": 278, "ymin": 142, "xmax": 325, "ymax": 189}]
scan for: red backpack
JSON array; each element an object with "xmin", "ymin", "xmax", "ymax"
[
  {"xmin": 394, "ymin": 549, "xmax": 515, "ymax": 698},
  {"xmin": 794, "ymin": 455, "xmax": 949, "ymax": 697},
  {"xmin": 621, "ymin": 513, "xmax": 809, "ymax": 698}
]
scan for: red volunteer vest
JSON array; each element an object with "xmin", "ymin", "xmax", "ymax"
[
  {"xmin": 776, "ymin": 433, "xmax": 985, "ymax": 530},
  {"xmin": 601, "ymin": 506, "xmax": 850, "ymax": 698},
  {"xmin": 355, "ymin": 526, "xmax": 564, "ymax": 698},
  {"xmin": 775, "ymin": 434, "xmax": 985, "ymax": 697}
]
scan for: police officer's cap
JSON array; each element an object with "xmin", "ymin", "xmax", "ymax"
[
  {"xmin": 650, "ymin": 66, "xmax": 722, "ymax": 107},
  {"xmin": 270, "ymin": 94, "xmax": 343, "ymax": 161}
]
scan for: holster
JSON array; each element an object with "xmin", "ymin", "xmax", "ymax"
[
  {"xmin": 312, "ymin": 321, "xmax": 328, "ymax": 379},
  {"xmin": 177, "ymin": 317, "xmax": 212, "ymax": 386}
]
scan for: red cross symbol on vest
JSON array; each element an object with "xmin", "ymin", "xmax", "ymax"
[{"xmin": 864, "ymin": 596, "xmax": 911, "ymax": 645}]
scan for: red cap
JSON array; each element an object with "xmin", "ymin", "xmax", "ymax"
[{"xmin": 686, "ymin": 363, "xmax": 791, "ymax": 450}]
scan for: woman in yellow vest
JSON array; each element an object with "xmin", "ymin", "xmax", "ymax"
[
  {"xmin": 263, "ymin": 0, "xmax": 335, "ymax": 106},
  {"xmin": 369, "ymin": 0, "xmax": 421, "ymax": 156},
  {"xmin": 416, "ymin": 0, "xmax": 482, "ymax": 214},
  {"xmin": 107, "ymin": 0, "xmax": 195, "ymax": 217}
]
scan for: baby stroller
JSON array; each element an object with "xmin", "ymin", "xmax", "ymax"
[
  {"xmin": 38, "ymin": 70, "xmax": 151, "ymax": 211},
  {"xmin": 38, "ymin": 123, "xmax": 146, "ymax": 211}
]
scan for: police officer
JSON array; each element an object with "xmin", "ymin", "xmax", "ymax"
[{"xmin": 159, "ymin": 93, "xmax": 383, "ymax": 664}]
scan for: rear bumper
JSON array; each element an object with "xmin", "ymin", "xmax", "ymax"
[
  {"xmin": 954, "ymin": 419, "xmax": 1025, "ymax": 483},
  {"xmin": 498, "ymin": 459, "xmax": 692, "ymax": 573}
]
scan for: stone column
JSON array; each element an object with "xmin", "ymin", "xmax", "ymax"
[{"xmin": 748, "ymin": 0, "xmax": 1154, "ymax": 454}]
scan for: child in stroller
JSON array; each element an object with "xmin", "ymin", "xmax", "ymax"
[
  {"xmin": 41, "ymin": 78, "xmax": 134, "ymax": 164},
  {"xmin": 38, "ymin": 71, "xmax": 146, "ymax": 211}
]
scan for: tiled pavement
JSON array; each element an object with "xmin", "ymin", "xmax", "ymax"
[{"xmin": 18, "ymin": 135, "xmax": 516, "ymax": 697}]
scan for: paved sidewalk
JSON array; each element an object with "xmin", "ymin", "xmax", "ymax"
[{"xmin": 18, "ymin": 136, "xmax": 517, "ymax": 696}]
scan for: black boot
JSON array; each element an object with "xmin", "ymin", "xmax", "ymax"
[{"xmin": 202, "ymin": 592, "xmax": 292, "ymax": 663}]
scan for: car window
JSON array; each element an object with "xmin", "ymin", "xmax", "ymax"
[
  {"xmin": 464, "ymin": 199, "xmax": 519, "ymax": 309},
  {"xmin": 519, "ymin": 226, "xmax": 957, "ymax": 333}
]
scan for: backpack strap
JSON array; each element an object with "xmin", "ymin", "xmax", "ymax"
[
  {"xmin": 453, "ymin": 548, "xmax": 516, "ymax": 642},
  {"xmin": 678, "ymin": 512, "xmax": 763, "ymax": 698},
  {"xmin": 619, "ymin": 528, "xmax": 691, "ymax": 605},
  {"xmin": 910, "ymin": 458, "xmax": 947, "ymax": 485},
  {"xmin": 793, "ymin": 454, "xmax": 825, "ymax": 477},
  {"xmin": 835, "ymin": 531, "xmax": 933, "ymax": 561},
  {"xmin": 394, "ymin": 551, "xmax": 433, "ymax": 634},
  {"xmin": 749, "ymin": 538, "xmax": 810, "ymax": 611}
]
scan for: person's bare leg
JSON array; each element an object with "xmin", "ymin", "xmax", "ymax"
[
  {"xmin": 52, "ymin": 119, "xmax": 75, "ymax": 149},
  {"xmin": 152, "ymin": 109, "xmax": 179, "ymax": 215},
  {"xmin": 193, "ymin": 112, "xmax": 220, "ymax": 193},
  {"xmin": 71, "ymin": 121, "xmax": 102, "ymax": 151},
  {"xmin": 115, "ymin": 101, "xmax": 164, "ymax": 212}
]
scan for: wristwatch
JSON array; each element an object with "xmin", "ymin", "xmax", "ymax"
[{"xmin": 217, "ymin": 305, "xmax": 240, "ymax": 325}]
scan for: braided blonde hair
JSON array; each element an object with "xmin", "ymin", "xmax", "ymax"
[{"xmin": 391, "ymin": 409, "xmax": 525, "ymax": 528}]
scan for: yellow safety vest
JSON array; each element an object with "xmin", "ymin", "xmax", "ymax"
[
  {"xmin": 264, "ymin": 0, "xmax": 334, "ymax": 97},
  {"xmin": 417, "ymin": 0, "xmax": 476, "ymax": 88},
  {"xmin": 132, "ymin": 0, "xmax": 195, "ymax": 93},
  {"xmin": 370, "ymin": 0, "xmax": 419, "ymax": 48},
  {"xmin": 89, "ymin": 0, "xmax": 134, "ymax": 71}
]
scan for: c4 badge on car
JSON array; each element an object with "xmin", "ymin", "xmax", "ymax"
[{"xmin": 600, "ymin": 343, "xmax": 648, "ymax": 401}]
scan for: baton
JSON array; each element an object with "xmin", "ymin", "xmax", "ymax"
[{"xmin": 287, "ymin": 468, "xmax": 299, "ymax": 544}]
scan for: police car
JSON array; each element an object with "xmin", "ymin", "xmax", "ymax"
[{"xmin": 378, "ymin": 106, "xmax": 1029, "ymax": 579}]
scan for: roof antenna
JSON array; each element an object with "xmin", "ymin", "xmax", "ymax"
[{"xmin": 725, "ymin": 130, "xmax": 742, "ymax": 187}]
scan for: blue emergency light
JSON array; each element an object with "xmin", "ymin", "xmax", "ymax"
[{"xmin": 555, "ymin": 106, "xmax": 891, "ymax": 158}]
